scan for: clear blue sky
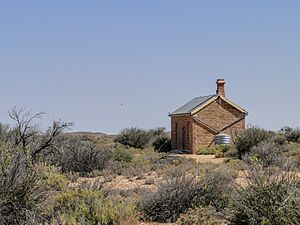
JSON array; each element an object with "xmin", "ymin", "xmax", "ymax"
[{"xmin": 0, "ymin": 1, "xmax": 299, "ymax": 134}]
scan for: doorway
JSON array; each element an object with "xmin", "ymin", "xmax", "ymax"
[{"xmin": 182, "ymin": 127, "xmax": 185, "ymax": 149}]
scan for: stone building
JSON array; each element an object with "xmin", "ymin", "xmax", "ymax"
[{"xmin": 169, "ymin": 79, "xmax": 248, "ymax": 154}]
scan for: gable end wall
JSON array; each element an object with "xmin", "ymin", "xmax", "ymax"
[{"xmin": 192, "ymin": 99, "xmax": 245, "ymax": 152}]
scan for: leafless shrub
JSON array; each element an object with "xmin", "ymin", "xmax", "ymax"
[
  {"xmin": 7, "ymin": 108, "xmax": 72, "ymax": 162},
  {"xmin": 50, "ymin": 137, "xmax": 112, "ymax": 175}
]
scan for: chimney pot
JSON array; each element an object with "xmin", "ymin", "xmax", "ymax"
[{"xmin": 216, "ymin": 79, "xmax": 225, "ymax": 97}]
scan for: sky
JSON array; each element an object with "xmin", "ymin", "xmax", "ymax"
[{"xmin": 0, "ymin": 1, "xmax": 300, "ymax": 134}]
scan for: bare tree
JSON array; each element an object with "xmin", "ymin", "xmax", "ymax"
[
  {"xmin": 8, "ymin": 107, "xmax": 72, "ymax": 161},
  {"xmin": 31, "ymin": 120, "xmax": 72, "ymax": 160},
  {"xmin": 8, "ymin": 108, "xmax": 44, "ymax": 150}
]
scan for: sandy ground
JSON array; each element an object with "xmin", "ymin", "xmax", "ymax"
[
  {"xmin": 176, "ymin": 154, "xmax": 227, "ymax": 164},
  {"xmin": 70, "ymin": 155, "xmax": 234, "ymax": 191},
  {"xmin": 69, "ymin": 154, "xmax": 299, "ymax": 225},
  {"xmin": 140, "ymin": 223, "xmax": 176, "ymax": 225},
  {"xmin": 70, "ymin": 172, "xmax": 161, "ymax": 192}
]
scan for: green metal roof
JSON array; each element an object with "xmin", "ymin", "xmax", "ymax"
[{"xmin": 170, "ymin": 95, "xmax": 216, "ymax": 115}]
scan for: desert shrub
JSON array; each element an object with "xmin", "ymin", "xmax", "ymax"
[
  {"xmin": 115, "ymin": 127, "xmax": 152, "ymax": 149},
  {"xmin": 229, "ymin": 163, "xmax": 300, "ymax": 225},
  {"xmin": 139, "ymin": 164, "xmax": 234, "ymax": 223},
  {"xmin": 272, "ymin": 134, "xmax": 287, "ymax": 145},
  {"xmin": 280, "ymin": 126, "xmax": 300, "ymax": 143},
  {"xmin": 51, "ymin": 138, "xmax": 111, "ymax": 175},
  {"xmin": 148, "ymin": 127, "xmax": 166, "ymax": 138},
  {"xmin": 139, "ymin": 172, "xmax": 198, "ymax": 222},
  {"xmin": 235, "ymin": 127, "xmax": 274, "ymax": 158},
  {"xmin": 49, "ymin": 189, "xmax": 138, "ymax": 225},
  {"xmin": 115, "ymin": 127, "xmax": 169, "ymax": 149},
  {"xmin": 107, "ymin": 147, "xmax": 182, "ymax": 178},
  {"xmin": 245, "ymin": 141, "xmax": 288, "ymax": 168},
  {"xmin": 192, "ymin": 164, "xmax": 236, "ymax": 213},
  {"xmin": 7, "ymin": 108, "xmax": 72, "ymax": 162},
  {"xmin": 197, "ymin": 144, "xmax": 230, "ymax": 156},
  {"xmin": 0, "ymin": 145, "xmax": 48, "ymax": 225},
  {"xmin": 112, "ymin": 145, "xmax": 133, "ymax": 163},
  {"xmin": 107, "ymin": 147, "xmax": 153, "ymax": 177},
  {"xmin": 39, "ymin": 165, "xmax": 68, "ymax": 191},
  {"xmin": 0, "ymin": 123, "xmax": 10, "ymax": 143},
  {"xmin": 223, "ymin": 148, "xmax": 239, "ymax": 158},
  {"xmin": 177, "ymin": 206, "xmax": 227, "ymax": 225},
  {"xmin": 0, "ymin": 109, "xmax": 72, "ymax": 224},
  {"xmin": 153, "ymin": 135, "xmax": 171, "ymax": 152},
  {"xmin": 283, "ymin": 142, "xmax": 300, "ymax": 167}
]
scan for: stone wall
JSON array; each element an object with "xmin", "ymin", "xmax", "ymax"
[
  {"xmin": 171, "ymin": 115, "xmax": 193, "ymax": 151},
  {"xmin": 170, "ymin": 97, "xmax": 246, "ymax": 154},
  {"xmin": 192, "ymin": 98, "xmax": 245, "ymax": 152}
]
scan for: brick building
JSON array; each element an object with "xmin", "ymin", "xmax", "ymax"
[{"xmin": 169, "ymin": 79, "xmax": 248, "ymax": 154}]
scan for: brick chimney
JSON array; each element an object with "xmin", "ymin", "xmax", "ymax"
[{"xmin": 216, "ymin": 79, "xmax": 225, "ymax": 97}]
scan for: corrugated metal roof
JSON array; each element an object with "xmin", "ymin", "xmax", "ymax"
[{"xmin": 170, "ymin": 95, "xmax": 216, "ymax": 115}]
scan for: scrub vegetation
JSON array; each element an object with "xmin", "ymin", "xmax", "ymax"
[{"xmin": 0, "ymin": 109, "xmax": 299, "ymax": 225}]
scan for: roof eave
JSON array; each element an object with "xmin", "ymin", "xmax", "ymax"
[
  {"xmin": 219, "ymin": 95, "xmax": 248, "ymax": 114},
  {"xmin": 169, "ymin": 112, "xmax": 191, "ymax": 117}
]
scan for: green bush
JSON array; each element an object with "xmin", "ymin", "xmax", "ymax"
[
  {"xmin": 148, "ymin": 127, "xmax": 166, "ymax": 138},
  {"xmin": 39, "ymin": 165, "xmax": 68, "ymax": 191},
  {"xmin": 114, "ymin": 127, "xmax": 152, "ymax": 149},
  {"xmin": 49, "ymin": 189, "xmax": 138, "ymax": 225},
  {"xmin": 197, "ymin": 145, "xmax": 230, "ymax": 156},
  {"xmin": 112, "ymin": 145, "xmax": 133, "ymax": 163},
  {"xmin": 283, "ymin": 142, "xmax": 300, "ymax": 167},
  {"xmin": 153, "ymin": 136, "xmax": 171, "ymax": 152},
  {"xmin": 235, "ymin": 127, "xmax": 274, "ymax": 158},
  {"xmin": 115, "ymin": 127, "xmax": 169, "ymax": 149}
]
